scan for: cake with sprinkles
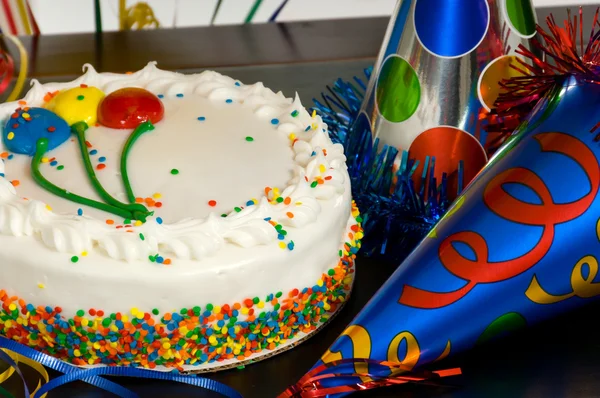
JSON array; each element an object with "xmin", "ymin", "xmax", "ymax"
[{"xmin": 0, "ymin": 63, "xmax": 361, "ymax": 371}]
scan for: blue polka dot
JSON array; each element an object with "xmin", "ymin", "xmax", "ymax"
[
  {"xmin": 197, "ymin": 116, "xmax": 206, "ymax": 121},
  {"xmin": 156, "ymin": 217, "xmax": 163, "ymax": 224},
  {"xmin": 89, "ymin": 149, "xmax": 98, "ymax": 155},
  {"xmin": 50, "ymin": 160, "xmax": 58, "ymax": 166},
  {"xmin": 414, "ymin": 0, "xmax": 489, "ymax": 58},
  {"xmin": 157, "ymin": 94, "xmax": 164, "ymax": 99},
  {"xmin": 225, "ymin": 99, "xmax": 233, "ymax": 104},
  {"xmin": 176, "ymin": 93, "xmax": 184, "ymax": 98},
  {"xmin": 77, "ymin": 208, "xmax": 83, "ymax": 216},
  {"xmin": 0, "ymin": 173, "xmax": 4, "ymax": 178},
  {"xmin": 271, "ymin": 118, "xmax": 279, "ymax": 125},
  {"xmin": 235, "ymin": 82, "xmax": 241, "ymax": 86},
  {"xmin": 98, "ymin": 156, "xmax": 106, "ymax": 162}
]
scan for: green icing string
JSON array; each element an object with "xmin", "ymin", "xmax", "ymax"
[
  {"xmin": 121, "ymin": 121, "xmax": 154, "ymax": 205},
  {"xmin": 72, "ymin": 122, "xmax": 150, "ymax": 222},
  {"xmin": 31, "ymin": 138, "xmax": 133, "ymax": 220}
]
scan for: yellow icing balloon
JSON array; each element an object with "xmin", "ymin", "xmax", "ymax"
[{"xmin": 45, "ymin": 86, "xmax": 105, "ymax": 126}]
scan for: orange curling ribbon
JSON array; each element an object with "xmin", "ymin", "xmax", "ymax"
[
  {"xmin": 278, "ymin": 358, "xmax": 461, "ymax": 398},
  {"xmin": 399, "ymin": 132, "xmax": 600, "ymax": 309}
]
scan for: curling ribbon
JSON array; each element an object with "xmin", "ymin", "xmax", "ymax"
[
  {"xmin": 278, "ymin": 358, "xmax": 461, "ymax": 398},
  {"xmin": 0, "ymin": 34, "xmax": 28, "ymax": 102},
  {"xmin": 0, "ymin": 336, "xmax": 242, "ymax": 398}
]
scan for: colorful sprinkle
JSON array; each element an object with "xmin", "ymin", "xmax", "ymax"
[
  {"xmin": 170, "ymin": 169, "xmax": 179, "ymax": 175},
  {"xmin": 208, "ymin": 200, "xmax": 217, "ymax": 207},
  {"xmin": 176, "ymin": 93, "xmax": 184, "ymax": 98},
  {"xmin": 156, "ymin": 217, "xmax": 163, "ymax": 224},
  {"xmin": 197, "ymin": 116, "xmax": 206, "ymax": 121},
  {"xmin": 57, "ymin": 165, "xmax": 64, "ymax": 171},
  {"xmin": 157, "ymin": 94, "xmax": 164, "ymax": 99},
  {"xmin": 245, "ymin": 136, "xmax": 254, "ymax": 142},
  {"xmin": 7, "ymin": 132, "xmax": 14, "ymax": 140},
  {"xmin": 0, "ymin": 205, "xmax": 360, "ymax": 370},
  {"xmin": 77, "ymin": 209, "xmax": 83, "ymax": 216},
  {"xmin": 50, "ymin": 161, "xmax": 58, "ymax": 167},
  {"xmin": 291, "ymin": 110, "xmax": 299, "ymax": 117},
  {"xmin": 98, "ymin": 156, "xmax": 106, "ymax": 162},
  {"xmin": 271, "ymin": 118, "xmax": 279, "ymax": 125},
  {"xmin": 96, "ymin": 164, "xmax": 106, "ymax": 170},
  {"xmin": 225, "ymin": 99, "xmax": 233, "ymax": 104},
  {"xmin": 77, "ymin": 95, "xmax": 85, "ymax": 101},
  {"xmin": 89, "ymin": 149, "xmax": 98, "ymax": 155},
  {"xmin": 70, "ymin": 256, "xmax": 79, "ymax": 263}
]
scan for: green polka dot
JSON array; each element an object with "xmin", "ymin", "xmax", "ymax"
[
  {"xmin": 245, "ymin": 136, "xmax": 254, "ymax": 142},
  {"xmin": 77, "ymin": 95, "xmax": 85, "ymax": 101},
  {"xmin": 506, "ymin": 0, "xmax": 536, "ymax": 38},
  {"xmin": 71, "ymin": 256, "xmax": 79, "ymax": 263},
  {"xmin": 170, "ymin": 169, "xmax": 179, "ymax": 175},
  {"xmin": 376, "ymin": 55, "xmax": 420, "ymax": 123},
  {"xmin": 477, "ymin": 312, "xmax": 527, "ymax": 345}
]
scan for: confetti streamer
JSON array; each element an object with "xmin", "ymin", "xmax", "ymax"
[{"xmin": 245, "ymin": 0, "xmax": 263, "ymax": 24}]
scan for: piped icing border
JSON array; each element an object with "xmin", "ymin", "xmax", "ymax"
[
  {"xmin": 0, "ymin": 63, "xmax": 347, "ymax": 261},
  {"xmin": 0, "ymin": 203, "xmax": 362, "ymax": 370}
]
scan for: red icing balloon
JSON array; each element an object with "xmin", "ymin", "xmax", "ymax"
[{"xmin": 98, "ymin": 88, "xmax": 164, "ymax": 129}]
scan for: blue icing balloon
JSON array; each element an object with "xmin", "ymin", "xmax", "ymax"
[{"xmin": 2, "ymin": 108, "xmax": 71, "ymax": 156}]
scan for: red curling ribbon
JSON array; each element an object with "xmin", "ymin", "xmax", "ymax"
[
  {"xmin": 399, "ymin": 132, "xmax": 600, "ymax": 309},
  {"xmin": 0, "ymin": 50, "xmax": 15, "ymax": 97},
  {"xmin": 278, "ymin": 358, "xmax": 461, "ymax": 398}
]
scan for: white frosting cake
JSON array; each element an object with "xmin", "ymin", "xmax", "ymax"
[{"xmin": 0, "ymin": 63, "xmax": 361, "ymax": 370}]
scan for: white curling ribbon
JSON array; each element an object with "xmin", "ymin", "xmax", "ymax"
[{"xmin": 0, "ymin": 62, "xmax": 348, "ymax": 261}]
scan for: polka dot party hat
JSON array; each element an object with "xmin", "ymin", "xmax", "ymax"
[{"xmin": 357, "ymin": 0, "xmax": 538, "ymax": 195}]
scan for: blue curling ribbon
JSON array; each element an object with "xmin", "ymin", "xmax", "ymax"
[
  {"xmin": 0, "ymin": 336, "xmax": 242, "ymax": 398},
  {"xmin": 0, "ymin": 349, "xmax": 30, "ymax": 397}
]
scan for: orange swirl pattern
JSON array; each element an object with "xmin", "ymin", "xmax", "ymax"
[{"xmin": 399, "ymin": 132, "xmax": 600, "ymax": 309}]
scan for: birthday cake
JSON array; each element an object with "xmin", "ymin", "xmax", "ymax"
[{"xmin": 0, "ymin": 63, "xmax": 361, "ymax": 371}]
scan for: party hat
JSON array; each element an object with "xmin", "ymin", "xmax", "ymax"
[
  {"xmin": 315, "ymin": 0, "xmax": 539, "ymax": 262},
  {"xmin": 362, "ymin": 0, "xmax": 538, "ymax": 155},
  {"xmin": 283, "ymin": 12, "xmax": 600, "ymax": 396}
]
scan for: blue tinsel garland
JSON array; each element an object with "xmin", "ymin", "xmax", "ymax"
[{"xmin": 312, "ymin": 68, "xmax": 464, "ymax": 263}]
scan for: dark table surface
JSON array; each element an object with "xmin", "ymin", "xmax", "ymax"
[{"xmin": 3, "ymin": 13, "xmax": 600, "ymax": 398}]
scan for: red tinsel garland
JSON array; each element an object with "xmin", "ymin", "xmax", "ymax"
[{"xmin": 487, "ymin": 8, "xmax": 600, "ymax": 145}]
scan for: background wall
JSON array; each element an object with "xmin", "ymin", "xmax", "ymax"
[{"xmin": 24, "ymin": 0, "xmax": 591, "ymax": 36}]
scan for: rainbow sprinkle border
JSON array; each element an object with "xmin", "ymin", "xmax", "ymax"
[{"xmin": 0, "ymin": 203, "xmax": 362, "ymax": 370}]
